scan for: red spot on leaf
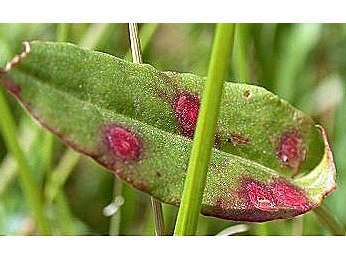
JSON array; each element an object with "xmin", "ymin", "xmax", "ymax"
[
  {"xmin": 270, "ymin": 179, "xmax": 312, "ymax": 211},
  {"xmin": 277, "ymin": 131, "xmax": 305, "ymax": 168},
  {"xmin": 244, "ymin": 180, "xmax": 277, "ymax": 211},
  {"xmin": 173, "ymin": 93, "xmax": 200, "ymax": 138},
  {"xmin": 104, "ymin": 126, "xmax": 141, "ymax": 162}
]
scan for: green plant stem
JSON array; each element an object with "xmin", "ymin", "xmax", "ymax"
[
  {"xmin": 174, "ymin": 23, "xmax": 235, "ymax": 236},
  {"xmin": 79, "ymin": 23, "xmax": 112, "ymax": 50},
  {"xmin": 232, "ymin": 23, "xmax": 250, "ymax": 82},
  {"xmin": 274, "ymin": 24, "xmax": 321, "ymax": 103},
  {"xmin": 45, "ymin": 148, "xmax": 81, "ymax": 203},
  {"xmin": 0, "ymin": 88, "xmax": 51, "ymax": 235},
  {"xmin": 41, "ymin": 132, "xmax": 54, "ymax": 173},
  {"xmin": 55, "ymin": 191, "xmax": 75, "ymax": 235},
  {"xmin": 128, "ymin": 22, "xmax": 165, "ymax": 236},
  {"xmin": 0, "ymin": 117, "xmax": 40, "ymax": 197},
  {"xmin": 313, "ymin": 205, "xmax": 345, "ymax": 236},
  {"xmin": 56, "ymin": 23, "xmax": 69, "ymax": 42}
]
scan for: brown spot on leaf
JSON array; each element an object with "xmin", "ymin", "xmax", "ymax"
[
  {"xmin": 227, "ymin": 134, "xmax": 250, "ymax": 145},
  {"xmin": 243, "ymin": 89, "xmax": 252, "ymax": 99},
  {"xmin": 214, "ymin": 134, "xmax": 222, "ymax": 149}
]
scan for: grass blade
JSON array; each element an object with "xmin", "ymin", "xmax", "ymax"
[
  {"xmin": 174, "ymin": 23, "xmax": 235, "ymax": 236},
  {"xmin": 0, "ymin": 87, "xmax": 51, "ymax": 235},
  {"xmin": 313, "ymin": 204, "xmax": 345, "ymax": 235}
]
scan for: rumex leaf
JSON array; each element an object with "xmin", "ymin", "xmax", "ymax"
[{"xmin": 0, "ymin": 41, "xmax": 336, "ymax": 222}]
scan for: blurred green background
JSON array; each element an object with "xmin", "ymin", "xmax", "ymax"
[{"xmin": 0, "ymin": 23, "xmax": 345, "ymax": 235}]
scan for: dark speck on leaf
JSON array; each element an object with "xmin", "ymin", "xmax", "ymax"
[
  {"xmin": 227, "ymin": 134, "xmax": 250, "ymax": 145},
  {"xmin": 243, "ymin": 89, "xmax": 252, "ymax": 99}
]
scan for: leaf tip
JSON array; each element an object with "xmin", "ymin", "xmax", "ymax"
[{"xmin": 316, "ymin": 124, "xmax": 337, "ymax": 197}]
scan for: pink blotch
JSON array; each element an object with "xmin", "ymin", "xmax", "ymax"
[
  {"xmin": 244, "ymin": 180, "xmax": 277, "ymax": 211},
  {"xmin": 277, "ymin": 131, "xmax": 305, "ymax": 168},
  {"xmin": 270, "ymin": 179, "xmax": 312, "ymax": 211},
  {"xmin": 104, "ymin": 126, "xmax": 141, "ymax": 162},
  {"xmin": 173, "ymin": 94, "xmax": 200, "ymax": 139}
]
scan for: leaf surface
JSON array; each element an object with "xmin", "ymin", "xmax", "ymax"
[{"xmin": 0, "ymin": 41, "xmax": 336, "ymax": 222}]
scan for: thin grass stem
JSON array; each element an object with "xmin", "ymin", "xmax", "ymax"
[
  {"xmin": 125, "ymin": 23, "xmax": 159, "ymax": 60},
  {"xmin": 109, "ymin": 23, "xmax": 160, "ymax": 236},
  {"xmin": 128, "ymin": 22, "xmax": 165, "ymax": 236}
]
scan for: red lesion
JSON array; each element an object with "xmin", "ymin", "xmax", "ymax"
[
  {"xmin": 103, "ymin": 126, "xmax": 142, "ymax": 162},
  {"xmin": 244, "ymin": 179, "xmax": 277, "ymax": 212},
  {"xmin": 243, "ymin": 177, "xmax": 312, "ymax": 214},
  {"xmin": 277, "ymin": 130, "xmax": 306, "ymax": 169},
  {"xmin": 173, "ymin": 93, "xmax": 200, "ymax": 139},
  {"xmin": 270, "ymin": 178, "xmax": 312, "ymax": 211},
  {"xmin": 211, "ymin": 177, "xmax": 313, "ymax": 221}
]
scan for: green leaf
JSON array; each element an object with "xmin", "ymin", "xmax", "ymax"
[{"xmin": 0, "ymin": 41, "xmax": 336, "ymax": 222}]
